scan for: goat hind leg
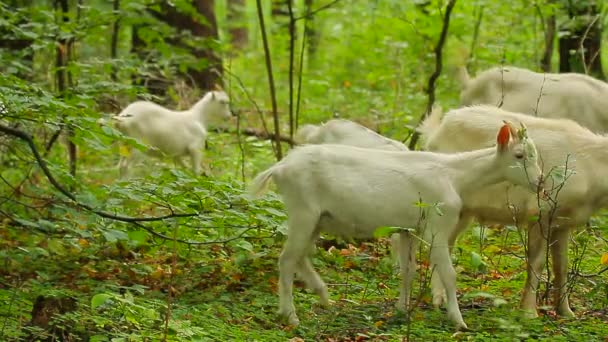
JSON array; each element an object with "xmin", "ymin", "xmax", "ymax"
[
  {"xmin": 521, "ymin": 223, "xmax": 547, "ymax": 318},
  {"xmin": 297, "ymin": 255, "xmax": 329, "ymax": 307},
  {"xmin": 550, "ymin": 228, "xmax": 574, "ymax": 317},
  {"xmin": 397, "ymin": 231, "xmax": 419, "ymax": 312},
  {"xmin": 277, "ymin": 213, "xmax": 319, "ymax": 326}
]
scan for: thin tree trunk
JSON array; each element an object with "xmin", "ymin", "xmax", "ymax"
[
  {"xmin": 304, "ymin": 0, "xmax": 319, "ymax": 60},
  {"xmin": 256, "ymin": 0, "xmax": 282, "ymax": 160},
  {"xmin": 466, "ymin": 4, "xmax": 484, "ymax": 70},
  {"xmin": 228, "ymin": 0, "xmax": 248, "ymax": 50},
  {"xmin": 541, "ymin": 12, "xmax": 555, "ymax": 72},
  {"xmin": 55, "ymin": 0, "xmax": 77, "ymax": 178},
  {"xmin": 110, "ymin": 0, "xmax": 120, "ymax": 81},
  {"xmin": 287, "ymin": 0, "xmax": 295, "ymax": 139},
  {"xmin": 408, "ymin": 0, "xmax": 457, "ymax": 149}
]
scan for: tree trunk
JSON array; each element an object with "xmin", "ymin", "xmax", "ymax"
[
  {"xmin": 0, "ymin": 0, "xmax": 34, "ymax": 79},
  {"xmin": 136, "ymin": 1, "xmax": 223, "ymax": 93},
  {"xmin": 558, "ymin": 0, "xmax": 603, "ymax": 79},
  {"xmin": 228, "ymin": 0, "xmax": 248, "ymax": 50},
  {"xmin": 304, "ymin": 0, "xmax": 320, "ymax": 59},
  {"xmin": 55, "ymin": 0, "xmax": 77, "ymax": 178},
  {"xmin": 110, "ymin": 0, "xmax": 120, "ymax": 82},
  {"xmin": 540, "ymin": 12, "xmax": 556, "ymax": 72}
]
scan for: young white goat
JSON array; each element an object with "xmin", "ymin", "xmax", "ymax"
[
  {"xmin": 295, "ymin": 119, "xmax": 408, "ymax": 151},
  {"xmin": 111, "ymin": 91, "xmax": 232, "ymax": 177},
  {"xmin": 249, "ymin": 123, "xmax": 542, "ymax": 330},
  {"xmin": 458, "ymin": 66, "xmax": 608, "ymax": 132},
  {"xmin": 420, "ymin": 105, "xmax": 607, "ymax": 319}
]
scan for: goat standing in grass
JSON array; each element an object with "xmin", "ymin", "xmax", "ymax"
[
  {"xmin": 249, "ymin": 122, "xmax": 542, "ymax": 330},
  {"xmin": 458, "ymin": 66, "xmax": 608, "ymax": 133},
  {"xmin": 419, "ymin": 105, "xmax": 608, "ymax": 319},
  {"xmin": 295, "ymin": 119, "xmax": 408, "ymax": 151},
  {"xmin": 111, "ymin": 91, "xmax": 232, "ymax": 177}
]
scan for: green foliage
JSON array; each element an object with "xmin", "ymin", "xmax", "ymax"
[{"xmin": 0, "ymin": 0, "xmax": 607, "ymax": 341}]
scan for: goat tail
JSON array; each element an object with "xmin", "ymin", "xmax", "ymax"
[
  {"xmin": 248, "ymin": 165, "xmax": 278, "ymax": 199},
  {"xmin": 456, "ymin": 66, "xmax": 470, "ymax": 88},
  {"xmin": 418, "ymin": 105, "xmax": 444, "ymax": 139}
]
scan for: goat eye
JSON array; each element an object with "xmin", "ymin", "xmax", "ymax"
[{"xmin": 515, "ymin": 152, "xmax": 524, "ymax": 159}]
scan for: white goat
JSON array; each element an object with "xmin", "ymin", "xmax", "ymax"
[
  {"xmin": 249, "ymin": 123, "xmax": 542, "ymax": 330},
  {"xmin": 420, "ymin": 104, "xmax": 608, "ymax": 318},
  {"xmin": 295, "ymin": 119, "xmax": 408, "ymax": 151},
  {"xmin": 111, "ymin": 91, "xmax": 232, "ymax": 177},
  {"xmin": 458, "ymin": 66, "xmax": 608, "ymax": 132}
]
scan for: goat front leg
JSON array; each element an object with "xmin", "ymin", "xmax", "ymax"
[
  {"xmin": 550, "ymin": 228, "xmax": 574, "ymax": 317},
  {"xmin": 187, "ymin": 144, "xmax": 205, "ymax": 176},
  {"xmin": 431, "ymin": 216, "xmax": 472, "ymax": 308},
  {"xmin": 521, "ymin": 222, "xmax": 547, "ymax": 318},
  {"xmin": 173, "ymin": 156, "xmax": 188, "ymax": 169},
  {"xmin": 429, "ymin": 240, "xmax": 467, "ymax": 331}
]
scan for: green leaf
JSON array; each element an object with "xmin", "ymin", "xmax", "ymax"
[
  {"xmin": 128, "ymin": 230, "xmax": 148, "ymax": 247},
  {"xmin": 91, "ymin": 293, "xmax": 113, "ymax": 310},
  {"xmin": 236, "ymin": 240, "xmax": 253, "ymax": 252},
  {"xmin": 103, "ymin": 229, "xmax": 129, "ymax": 243},
  {"xmin": 374, "ymin": 226, "xmax": 403, "ymax": 238},
  {"xmin": 470, "ymin": 251, "xmax": 483, "ymax": 270},
  {"xmin": 264, "ymin": 207, "xmax": 286, "ymax": 217}
]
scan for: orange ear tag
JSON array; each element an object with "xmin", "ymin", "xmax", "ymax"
[{"xmin": 496, "ymin": 124, "xmax": 511, "ymax": 148}]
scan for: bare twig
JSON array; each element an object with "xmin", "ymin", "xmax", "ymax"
[
  {"xmin": 579, "ymin": 14, "xmax": 600, "ymax": 75},
  {"xmin": 255, "ymin": 0, "xmax": 282, "ymax": 160},
  {"xmin": 221, "ymin": 68, "xmax": 277, "ymax": 154},
  {"xmin": 237, "ymin": 127, "xmax": 295, "ymax": 145},
  {"xmin": 408, "ymin": 0, "xmax": 457, "ymax": 149},
  {"xmin": 467, "ymin": 4, "xmax": 484, "ymax": 70},
  {"xmin": 295, "ymin": 0, "xmax": 342, "ymax": 21}
]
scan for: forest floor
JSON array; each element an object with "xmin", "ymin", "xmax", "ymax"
[{"xmin": 2, "ymin": 132, "xmax": 608, "ymax": 342}]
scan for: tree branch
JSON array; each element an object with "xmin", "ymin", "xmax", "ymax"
[
  {"xmin": 295, "ymin": 0, "xmax": 342, "ymax": 21},
  {"xmin": 0, "ymin": 123, "xmax": 198, "ymax": 223}
]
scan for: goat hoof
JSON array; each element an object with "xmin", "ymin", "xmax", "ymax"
[
  {"xmin": 432, "ymin": 294, "xmax": 447, "ymax": 308},
  {"xmin": 277, "ymin": 308, "xmax": 300, "ymax": 326},
  {"xmin": 455, "ymin": 322, "xmax": 470, "ymax": 332},
  {"xmin": 318, "ymin": 298, "xmax": 334, "ymax": 308}
]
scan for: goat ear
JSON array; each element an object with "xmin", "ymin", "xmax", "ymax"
[
  {"xmin": 213, "ymin": 83, "xmax": 224, "ymax": 91},
  {"xmin": 507, "ymin": 122, "xmax": 518, "ymax": 141},
  {"xmin": 496, "ymin": 122, "xmax": 512, "ymax": 151}
]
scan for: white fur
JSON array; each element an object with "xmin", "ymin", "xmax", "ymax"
[
  {"xmin": 111, "ymin": 91, "xmax": 231, "ymax": 177},
  {"xmin": 295, "ymin": 119, "xmax": 408, "ymax": 151},
  {"xmin": 459, "ymin": 66, "xmax": 608, "ymax": 132},
  {"xmin": 419, "ymin": 104, "xmax": 608, "ymax": 318},
  {"xmin": 249, "ymin": 127, "xmax": 542, "ymax": 330}
]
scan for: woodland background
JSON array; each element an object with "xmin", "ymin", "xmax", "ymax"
[{"xmin": 0, "ymin": 0, "xmax": 607, "ymax": 341}]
